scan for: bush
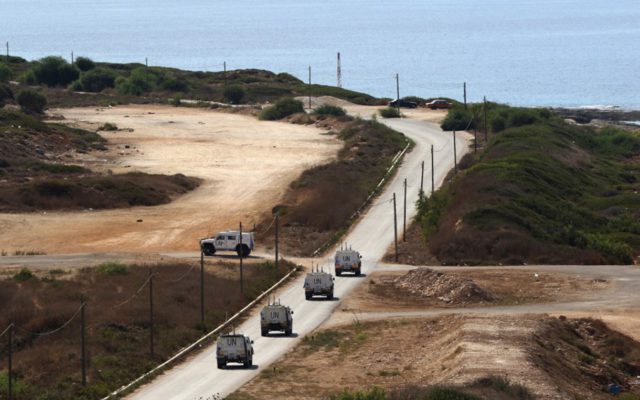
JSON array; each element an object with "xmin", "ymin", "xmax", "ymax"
[
  {"xmin": 0, "ymin": 84, "xmax": 13, "ymax": 107},
  {"xmin": 223, "ymin": 85, "xmax": 245, "ymax": 104},
  {"xmin": 379, "ymin": 107, "xmax": 401, "ymax": 118},
  {"xmin": 14, "ymin": 268, "xmax": 35, "ymax": 282},
  {"xmin": 313, "ymin": 104, "xmax": 346, "ymax": 117},
  {"xmin": 75, "ymin": 56, "xmax": 95, "ymax": 72},
  {"xmin": 117, "ymin": 67, "xmax": 159, "ymax": 95},
  {"xmin": 259, "ymin": 97, "xmax": 304, "ymax": 120},
  {"xmin": 97, "ymin": 262, "xmax": 129, "ymax": 275},
  {"xmin": 0, "ymin": 63, "xmax": 11, "ymax": 82},
  {"xmin": 29, "ymin": 56, "xmax": 79, "ymax": 87},
  {"xmin": 331, "ymin": 387, "xmax": 386, "ymax": 400},
  {"xmin": 17, "ymin": 89, "xmax": 47, "ymax": 114},
  {"xmin": 76, "ymin": 68, "xmax": 116, "ymax": 92},
  {"xmin": 441, "ymin": 106, "xmax": 474, "ymax": 130},
  {"xmin": 161, "ymin": 78, "xmax": 189, "ymax": 92},
  {"xmin": 491, "ymin": 116, "xmax": 507, "ymax": 133},
  {"xmin": 509, "ymin": 109, "xmax": 538, "ymax": 127},
  {"xmin": 99, "ymin": 122, "xmax": 118, "ymax": 131}
]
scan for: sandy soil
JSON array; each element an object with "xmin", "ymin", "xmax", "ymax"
[
  {"xmin": 339, "ymin": 269, "xmax": 612, "ymax": 313},
  {"xmin": 230, "ymin": 315, "xmax": 559, "ymax": 400},
  {"xmin": 0, "ymin": 105, "xmax": 340, "ymax": 254}
]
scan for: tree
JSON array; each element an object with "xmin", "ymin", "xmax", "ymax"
[
  {"xmin": 17, "ymin": 89, "xmax": 47, "ymax": 114},
  {"xmin": 0, "ymin": 63, "xmax": 11, "ymax": 82},
  {"xmin": 30, "ymin": 56, "xmax": 79, "ymax": 87},
  {"xmin": 75, "ymin": 56, "xmax": 95, "ymax": 72},
  {"xmin": 77, "ymin": 68, "xmax": 116, "ymax": 92},
  {"xmin": 223, "ymin": 85, "xmax": 245, "ymax": 104}
]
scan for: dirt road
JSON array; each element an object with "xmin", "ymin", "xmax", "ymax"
[
  {"xmin": 0, "ymin": 105, "xmax": 340, "ymax": 254},
  {"xmin": 127, "ymin": 109, "xmax": 470, "ymax": 399}
]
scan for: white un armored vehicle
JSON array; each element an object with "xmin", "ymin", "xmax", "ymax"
[
  {"xmin": 216, "ymin": 332, "xmax": 254, "ymax": 369},
  {"xmin": 334, "ymin": 245, "xmax": 362, "ymax": 276},
  {"xmin": 260, "ymin": 298, "xmax": 294, "ymax": 336},
  {"xmin": 303, "ymin": 266, "xmax": 335, "ymax": 300},
  {"xmin": 200, "ymin": 230, "xmax": 254, "ymax": 257}
]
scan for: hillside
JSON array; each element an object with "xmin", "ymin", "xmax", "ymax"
[{"xmin": 407, "ymin": 104, "xmax": 640, "ymax": 265}]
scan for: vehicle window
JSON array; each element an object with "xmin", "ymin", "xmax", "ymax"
[
  {"xmin": 216, "ymin": 235, "xmax": 225, "ymax": 240},
  {"xmin": 227, "ymin": 235, "xmax": 236, "ymax": 240}
]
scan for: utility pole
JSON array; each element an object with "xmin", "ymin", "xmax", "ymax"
[
  {"xmin": 473, "ymin": 110, "xmax": 478, "ymax": 154},
  {"xmin": 463, "ymin": 82, "xmax": 467, "ymax": 109},
  {"xmin": 395, "ymin": 73, "xmax": 400, "ymax": 116},
  {"xmin": 80, "ymin": 297, "xmax": 86, "ymax": 386},
  {"xmin": 453, "ymin": 131, "xmax": 458, "ymax": 175},
  {"xmin": 6, "ymin": 41, "xmax": 9, "ymax": 63},
  {"xmin": 149, "ymin": 268, "xmax": 154, "ymax": 358},
  {"xmin": 403, "ymin": 178, "xmax": 407, "ymax": 241},
  {"xmin": 200, "ymin": 249, "xmax": 205, "ymax": 332},
  {"xmin": 8, "ymin": 323, "xmax": 13, "ymax": 400},
  {"xmin": 308, "ymin": 66, "xmax": 312, "ymax": 110},
  {"xmin": 431, "ymin": 144, "xmax": 435, "ymax": 194},
  {"xmin": 393, "ymin": 193, "xmax": 398, "ymax": 262},
  {"xmin": 337, "ymin": 52, "xmax": 342, "ymax": 88},
  {"xmin": 239, "ymin": 222, "xmax": 244, "ymax": 294},
  {"xmin": 71, "ymin": 51, "xmax": 74, "ymax": 65},
  {"xmin": 275, "ymin": 214, "xmax": 279, "ymax": 269},
  {"xmin": 483, "ymin": 96, "xmax": 488, "ymax": 142},
  {"xmin": 420, "ymin": 161, "xmax": 424, "ymax": 197},
  {"xmin": 223, "ymin": 61, "xmax": 227, "ymax": 86},
  {"xmin": 145, "ymin": 57, "xmax": 149, "ymax": 86}
]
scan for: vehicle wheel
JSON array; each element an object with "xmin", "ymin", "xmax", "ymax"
[
  {"xmin": 244, "ymin": 357, "xmax": 251, "ymax": 368},
  {"xmin": 217, "ymin": 359, "xmax": 226, "ymax": 369},
  {"xmin": 335, "ymin": 270, "xmax": 341, "ymax": 277},
  {"xmin": 236, "ymin": 245, "xmax": 250, "ymax": 257},
  {"xmin": 305, "ymin": 292, "xmax": 312, "ymax": 300},
  {"xmin": 285, "ymin": 327, "xmax": 292, "ymax": 336},
  {"xmin": 327, "ymin": 291, "xmax": 334, "ymax": 300},
  {"xmin": 261, "ymin": 328, "xmax": 268, "ymax": 337},
  {"xmin": 355, "ymin": 269, "xmax": 361, "ymax": 276}
]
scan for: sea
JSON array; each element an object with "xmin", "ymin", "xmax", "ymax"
[{"xmin": 1, "ymin": 0, "xmax": 639, "ymax": 108}]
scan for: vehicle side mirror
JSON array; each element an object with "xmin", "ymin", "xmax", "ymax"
[
  {"xmin": 332, "ymin": 277, "xmax": 335, "ymax": 281},
  {"xmin": 251, "ymin": 340, "xmax": 254, "ymax": 344},
  {"xmin": 359, "ymin": 255, "xmax": 362, "ymax": 259},
  {"xmin": 291, "ymin": 310, "xmax": 294, "ymax": 314}
]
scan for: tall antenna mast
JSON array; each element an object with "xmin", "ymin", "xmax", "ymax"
[{"xmin": 337, "ymin": 52, "xmax": 342, "ymax": 88}]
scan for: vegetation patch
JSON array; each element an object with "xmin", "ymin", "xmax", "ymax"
[
  {"xmin": 259, "ymin": 97, "xmax": 304, "ymax": 120},
  {"xmin": 379, "ymin": 107, "xmax": 401, "ymax": 119},
  {"xmin": 0, "ymin": 260, "xmax": 296, "ymax": 400},
  {"xmin": 261, "ymin": 118, "xmax": 409, "ymax": 256},
  {"xmin": 411, "ymin": 105, "xmax": 640, "ymax": 265}
]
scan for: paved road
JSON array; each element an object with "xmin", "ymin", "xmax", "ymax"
[{"xmin": 128, "ymin": 118, "xmax": 468, "ymax": 399}]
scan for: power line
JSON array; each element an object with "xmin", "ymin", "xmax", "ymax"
[
  {"xmin": 13, "ymin": 304, "xmax": 83, "ymax": 337},
  {"xmin": 112, "ymin": 273, "xmax": 156, "ymax": 309}
]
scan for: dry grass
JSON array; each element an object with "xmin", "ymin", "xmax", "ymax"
[{"xmin": 0, "ymin": 259, "xmax": 295, "ymax": 400}]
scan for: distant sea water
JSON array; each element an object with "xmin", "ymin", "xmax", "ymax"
[{"xmin": 1, "ymin": 0, "xmax": 639, "ymax": 108}]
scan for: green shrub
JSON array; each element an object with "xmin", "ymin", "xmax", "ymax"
[
  {"xmin": 441, "ymin": 106, "xmax": 474, "ymax": 131},
  {"xmin": 0, "ymin": 83, "xmax": 13, "ymax": 107},
  {"xmin": 99, "ymin": 122, "xmax": 118, "ymax": 131},
  {"xmin": 258, "ymin": 97, "xmax": 304, "ymax": 120},
  {"xmin": 29, "ymin": 56, "xmax": 79, "ymax": 86},
  {"xmin": 75, "ymin": 56, "xmax": 95, "ymax": 71},
  {"xmin": 379, "ymin": 107, "xmax": 401, "ymax": 118},
  {"xmin": 509, "ymin": 109, "xmax": 538, "ymax": 127},
  {"xmin": 97, "ymin": 262, "xmax": 129, "ymax": 275},
  {"xmin": 0, "ymin": 63, "xmax": 11, "ymax": 82},
  {"xmin": 13, "ymin": 268, "xmax": 35, "ymax": 282},
  {"xmin": 76, "ymin": 68, "xmax": 116, "ymax": 92},
  {"xmin": 161, "ymin": 78, "xmax": 189, "ymax": 92},
  {"xmin": 313, "ymin": 104, "xmax": 346, "ymax": 117},
  {"xmin": 223, "ymin": 85, "xmax": 246, "ymax": 104},
  {"xmin": 117, "ymin": 67, "xmax": 159, "ymax": 95},
  {"xmin": 491, "ymin": 116, "xmax": 507, "ymax": 133},
  {"xmin": 17, "ymin": 89, "xmax": 47, "ymax": 114}
]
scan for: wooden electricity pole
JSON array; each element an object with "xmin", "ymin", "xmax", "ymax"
[
  {"xmin": 420, "ymin": 161, "xmax": 424, "ymax": 197},
  {"xmin": 395, "ymin": 73, "xmax": 400, "ymax": 116},
  {"xmin": 483, "ymin": 96, "xmax": 488, "ymax": 142},
  {"xmin": 200, "ymin": 249, "xmax": 205, "ymax": 332},
  {"xmin": 463, "ymin": 82, "xmax": 467, "ymax": 109},
  {"xmin": 308, "ymin": 66, "xmax": 312, "ymax": 110},
  {"xmin": 403, "ymin": 178, "xmax": 407, "ymax": 241},
  {"xmin": 393, "ymin": 193, "xmax": 398, "ymax": 262},
  {"xmin": 431, "ymin": 144, "xmax": 435, "ymax": 194},
  {"xmin": 473, "ymin": 110, "xmax": 478, "ymax": 154},
  {"xmin": 239, "ymin": 222, "xmax": 244, "ymax": 294},
  {"xmin": 224, "ymin": 61, "xmax": 227, "ymax": 86},
  {"xmin": 8, "ymin": 323, "xmax": 13, "ymax": 400},
  {"xmin": 453, "ymin": 131, "xmax": 458, "ymax": 175}
]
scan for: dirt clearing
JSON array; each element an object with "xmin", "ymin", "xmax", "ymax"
[
  {"xmin": 338, "ymin": 268, "xmax": 611, "ymax": 313},
  {"xmin": 0, "ymin": 105, "xmax": 340, "ymax": 254},
  {"xmin": 231, "ymin": 315, "xmax": 640, "ymax": 400}
]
